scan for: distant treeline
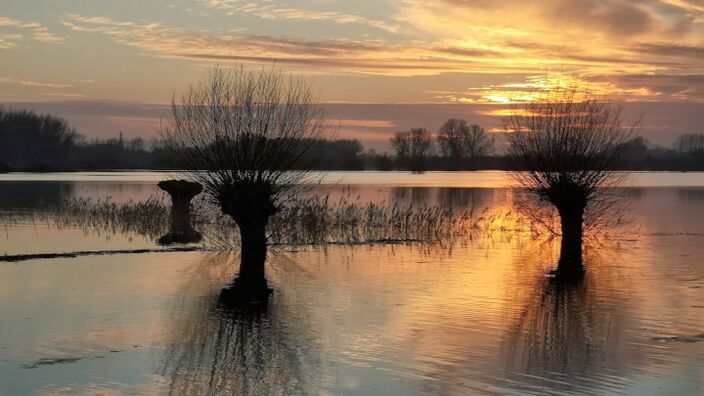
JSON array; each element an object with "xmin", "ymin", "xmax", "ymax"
[
  {"xmin": 0, "ymin": 107, "xmax": 374, "ymax": 172},
  {"xmin": 0, "ymin": 107, "xmax": 163, "ymax": 171},
  {"xmin": 1, "ymin": 106, "xmax": 703, "ymax": 172}
]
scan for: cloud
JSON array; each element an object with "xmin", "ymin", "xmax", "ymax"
[
  {"xmin": 0, "ymin": 77, "xmax": 96, "ymax": 99},
  {"xmin": 39, "ymin": 92, "xmax": 86, "ymax": 98},
  {"xmin": 198, "ymin": 0, "xmax": 400, "ymax": 33},
  {"xmin": 0, "ymin": 77, "xmax": 73, "ymax": 88},
  {"xmin": 59, "ymin": 9, "xmax": 704, "ymax": 101},
  {"xmin": 0, "ymin": 33, "xmax": 22, "ymax": 49},
  {"xmin": 401, "ymin": 0, "xmax": 699, "ymax": 39},
  {"xmin": 550, "ymin": 0, "xmax": 653, "ymax": 36},
  {"xmin": 433, "ymin": 73, "xmax": 674, "ymax": 104},
  {"xmin": 0, "ymin": 16, "xmax": 63, "ymax": 47},
  {"xmin": 61, "ymin": 14, "xmax": 516, "ymax": 76},
  {"xmin": 55, "ymin": 14, "xmax": 635, "ymax": 76},
  {"xmin": 634, "ymin": 43, "xmax": 704, "ymax": 58},
  {"xmin": 596, "ymin": 73, "xmax": 704, "ymax": 102},
  {"xmin": 395, "ymin": 0, "xmax": 703, "ymax": 64}
]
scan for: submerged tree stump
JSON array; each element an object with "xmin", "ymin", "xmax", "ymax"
[{"xmin": 157, "ymin": 180, "xmax": 202, "ymax": 245}]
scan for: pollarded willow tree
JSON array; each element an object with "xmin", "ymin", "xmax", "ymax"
[
  {"xmin": 163, "ymin": 66, "xmax": 326, "ymax": 301},
  {"xmin": 504, "ymin": 86, "xmax": 634, "ymax": 279}
]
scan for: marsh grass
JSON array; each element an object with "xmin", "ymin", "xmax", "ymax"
[
  {"xmin": 0, "ymin": 192, "xmax": 567, "ymax": 250},
  {"xmin": 0, "ymin": 197, "xmax": 173, "ymax": 243},
  {"xmin": 269, "ymin": 194, "xmax": 543, "ymax": 245},
  {"xmin": 56, "ymin": 197, "xmax": 172, "ymax": 237}
]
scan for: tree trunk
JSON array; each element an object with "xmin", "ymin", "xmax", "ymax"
[
  {"xmin": 219, "ymin": 192, "xmax": 276, "ymax": 304},
  {"xmin": 555, "ymin": 204, "xmax": 585, "ymax": 279},
  {"xmin": 237, "ymin": 217, "xmax": 268, "ymax": 282},
  {"xmin": 157, "ymin": 180, "xmax": 202, "ymax": 245}
]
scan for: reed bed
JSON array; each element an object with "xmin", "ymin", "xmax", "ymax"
[
  {"xmin": 270, "ymin": 195, "xmax": 505, "ymax": 244},
  {"xmin": 0, "ymin": 197, "xmax": 172, "ymax": 242},
  {"xmin": 0, "ymin": 193, "xmax": 546, "ymax": 249},
  {"xmin": 56, "ymin": 196, "xmax": 172, "ymax": 237}
]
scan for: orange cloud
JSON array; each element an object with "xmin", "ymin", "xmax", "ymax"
[
  {"xmin": 0, "ymin": 16, "xmax": 63, "ymax": 47},
  {"xmin": 56, "ymin": 5, "xmax": 704, "ymax": 102},
  {"xmin": 0, "ymin": 77, "xmax": 73, "ymax": 89},
  {"xmin": 334, "ymin": 119, "xmax": 396, "ymax": 128},
  {"xmin": 199, "ymin": 0, "xmax": 401, "ymax": 33}
]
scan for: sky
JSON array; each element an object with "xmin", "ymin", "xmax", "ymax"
[{"xmin": 1, "ymin": 0, "xmax": 703, "ymax": 151}]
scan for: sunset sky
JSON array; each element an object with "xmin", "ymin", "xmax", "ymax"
[{"xmin": 2, "ymin": 0, "xmax": 703, "ymax": 150}]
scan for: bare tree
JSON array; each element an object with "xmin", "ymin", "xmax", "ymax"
[
  {"xmin": 674, "ymin": 133, "xmax": 704, "ymax": 157},
  {"xmin": 163, "ymin": 66, "xmax": 326, "ymax": 301},
  {"xmin": 390, "ymin": 128, "xmax": 433, "ymax": 172},
  {"xmin": 504, "ymin": 86, "xmax": 633, "ymax": 279},
  {"xmin": 437, "ymin": 119, "xmax": 494, "ymax": 168}
]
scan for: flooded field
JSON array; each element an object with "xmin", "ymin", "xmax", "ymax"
[{"xmin": 0, "ymin": 172, "xmax": 703, "ymax": 395}]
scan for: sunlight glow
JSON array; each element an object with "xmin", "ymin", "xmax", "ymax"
[{"xmin": 445, "ymin": 73, "xmax": 663, "ymax": 105}]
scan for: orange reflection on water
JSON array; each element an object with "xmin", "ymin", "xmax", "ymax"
[{"xmin": 1, "ymin": 183, "xmax": 704, "ymax": 394}]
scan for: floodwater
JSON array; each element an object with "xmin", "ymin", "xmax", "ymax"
[{"xmin": 0, "ymin": 172, "xmax": 702, "ymax": 395}]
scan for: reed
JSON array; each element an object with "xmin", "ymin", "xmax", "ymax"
[
  {"xmin": 203, "ymin": 198, "xmax": 544, "ymax": 249},
  {"xmin": 0, "ymin": 193, "xmax": 550, "ymax": 249},
  {"xmin": 55, "ymin": 196, "xmax": 172, "ymax": 238}
]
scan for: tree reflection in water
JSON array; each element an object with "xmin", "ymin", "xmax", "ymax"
[
  {"xmin": 160, "ymin": 253, "xmax": 322, "ymax": 395},
  {"xmin": 502, "ymin": 255, "xmax": 629, "ymax": 394}
]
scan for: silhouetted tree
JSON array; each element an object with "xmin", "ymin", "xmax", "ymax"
[
  {"xmin": 163, "ymin": 66, "xmax": 326, "ymax": 301},
  {"xmin": 0, "ymin": 106, "xmax": 80, "ymax": 170},
  {"xmin": 0, "ymin": 106, "xmax": 165, "ymax": 170},
  {"xmin": 307, "ymin": 138, "xmax": 364, "ymax": 169},
  {"xmin": 437, "ymin": 119, "xmax": 494, "ymax": 169},
  {"xmin": 390, "ymin": 128, "xmax": 433, "ymax": 173},
  {"xmin": 674, "ymin": 133, "xmax": 704, "ymax": 157},
  {"xmin": 505, "ymin": 86, "xmax": 633, "ymax": 279},
  {"xmin": 372, "ymin": 153, "xmax": 393, "ymax": 171},
  {"xmin": 618, "ymin": 136, "xmax": 650, "ymax": 168}
]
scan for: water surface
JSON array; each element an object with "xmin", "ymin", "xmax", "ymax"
[{"xmin": 0, "ymin": 171, "xmax": 702, "ymax": 395}]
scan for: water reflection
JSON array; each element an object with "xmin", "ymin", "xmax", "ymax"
[
  {"xmin": 392, "ymin": 187, "xmax": 430, "ymax": 205},
  {"xmin": 502, "ymin": 271, "xmax": 628, "ymax": 394},
  {"xmin": 0, "ymin": 181, "xmax": 162, "ymax": 207},
  {"xmin": 0, "ymin": 181, "xmax": 516, "ymax": 212},
  {"xmin": 0, "ymin": 239, "xmax": 702, "ymax": 394},
  {"xmin": 0, "ymin": 182, "xmax": 74, "ymax": 208},
  {"xmin": 161, "ymin": 254, "xmax": 323, "ymax": 395},
  {"xmin": 678, "ymin": 188, "xmax": 704, "ymax": 202},
  {"xmin": 1, "ymin": 175, "xmax": 703, "ymax": 394},
  {"xmin": 437, "ymin": 187, "xmax": 495, "ymax": 209}
]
